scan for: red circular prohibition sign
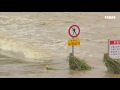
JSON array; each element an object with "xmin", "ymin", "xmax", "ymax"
[{"xmin": 68, "ymin": 25, "xmax": 80, "ymax": 38}]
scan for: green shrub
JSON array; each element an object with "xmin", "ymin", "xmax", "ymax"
[
  {"xmin": 103, "ymin": 53, "xmax": 120, "ymax": 74},
  {"xmin": 68, "ymin": 53, "xmax": 91, "ymax": 70}
]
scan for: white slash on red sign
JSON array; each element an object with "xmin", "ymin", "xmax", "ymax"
[{"xmin": 109, "ymin": 40, "xmax": 120, "ymax": 59}]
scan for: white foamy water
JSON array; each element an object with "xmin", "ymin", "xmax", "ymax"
[
  {"xmin": 0, "ymin": 12, "xmax": 120, "ymax": 78},
  {"xmin": 0, "ymin": 28, "xmax": 53, "ymax": 62}
]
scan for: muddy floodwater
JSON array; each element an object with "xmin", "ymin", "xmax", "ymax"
[{"xmin": 0, "ymin": 12, "xmax": 120, "ymax": 78}]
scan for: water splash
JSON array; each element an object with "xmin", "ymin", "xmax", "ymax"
[{"xmin": 0, "ymin": 28, "xmax": 53, "ymax": 62}]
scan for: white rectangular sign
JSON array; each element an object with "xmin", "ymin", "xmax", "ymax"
[{"xmin": 109, "ymin": 40, "xmax": 120, "ymax": 59}]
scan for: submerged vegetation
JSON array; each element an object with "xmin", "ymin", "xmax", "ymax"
[
  {"xmin": 103, "ymin": 53, "xmax": 120, "ymax": 74},
  {"xmin": 68, "ymin": 53, "xmax": 91, "ymax": 71},
  {"xmin": 45, "ymin": 64, "xmax": 68, "ymax": 70},
  {"xmin": 46, "ymin": 53, "xmax": 92, "ymax": 71}
]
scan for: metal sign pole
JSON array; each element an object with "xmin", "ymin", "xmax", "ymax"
[
  {"xmin": 72, "ymin": 38, "xmax": 74, "ymax": 56},
  {"xmin": 108, "ymin": 39, "xmax": 109, "ymax": 56}
]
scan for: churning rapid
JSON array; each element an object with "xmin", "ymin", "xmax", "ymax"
[
  {"xmin": 0, "ymin": 13, "xmax": 54, "ymax": 62},
  {"xmin": 0, "ymin": 12, "xmax": 120, "ymax": 78}
]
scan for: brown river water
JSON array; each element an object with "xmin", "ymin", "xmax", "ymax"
[{"xmin": 0, "ymin": 12, "xmax": 120, "ymax": 78}]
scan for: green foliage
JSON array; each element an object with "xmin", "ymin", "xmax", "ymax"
[
  {"xmin": 68, "ymin": 53, "xmax": 91, "ymax": 71},
  {"xmin": 103, "ymin": 53, "xmax": 120, "ymax": 74}
]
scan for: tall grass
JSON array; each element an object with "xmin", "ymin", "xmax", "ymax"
[
  {"xmin": 68, "ymin": 53, "xmax": 91, "ymax": 70},
  {"xmin": 103, "ymin": 53, "xmax": 120, "ymax": 74}
]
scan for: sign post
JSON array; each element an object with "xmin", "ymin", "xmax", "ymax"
[
  {"xmin": 108, "ymin": 39, "xmax": 110, "ymax": 56},
  {"xmin": 72, "ymin": 38, "xmax": 74, "ymax": 56},
  {"xmin": 68, "ymin": 25, "xmax": 80, "ymax": 56}
]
